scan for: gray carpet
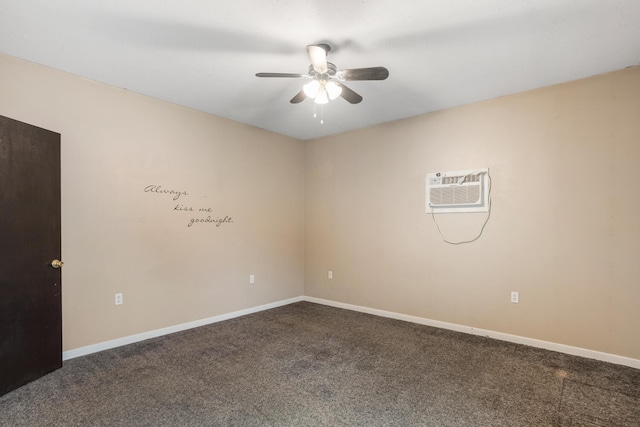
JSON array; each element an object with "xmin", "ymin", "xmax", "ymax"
[{"xmin": 1, "ymin": 302, "xmax": 639, "ymax": 426}]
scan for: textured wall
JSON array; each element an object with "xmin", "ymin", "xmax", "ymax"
[
  {"xmin": 0, "ymin": 53, "xmax": 305, "ymax": 351},
  {"xmin": 305, "ymin": 67, "xmax": 640, "ymax": 360}
]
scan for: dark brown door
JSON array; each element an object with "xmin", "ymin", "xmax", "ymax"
[{"xmin": 0, "ymin": 115, "xmax": 62, "ymax": 397}]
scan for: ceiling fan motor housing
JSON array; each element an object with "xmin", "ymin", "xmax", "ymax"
[{"xmin": 308, "ymin": 62, "xmax": 337, "ymax": 79}]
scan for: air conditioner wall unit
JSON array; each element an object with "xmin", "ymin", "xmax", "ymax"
[{"xmin": 426, "ymin": 168, "xmax": 489, "ymax": 213}]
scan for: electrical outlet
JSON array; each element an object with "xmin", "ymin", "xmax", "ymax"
[
  {"xmin": 115, "ymin": 293, "xmax": 123, "ymax": 305},
  {"xmin": 328, "ymin": 270, "xmax": 333, "ymax": 279},
  {"xmin": 510, "ymin": 291, "xmax": 519, "ymax": 304},
  {"xmin": 249, "ymin": 274, "xmax": 255, "ymax": 284}
]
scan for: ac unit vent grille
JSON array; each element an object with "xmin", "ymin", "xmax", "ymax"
[
  {"xmin": 441, "ymin": 175, "xmax": 481, "ymax": 185},
  {"xmin": 430, "ymin": 184, "xmax": 481, "ymax": 206}
]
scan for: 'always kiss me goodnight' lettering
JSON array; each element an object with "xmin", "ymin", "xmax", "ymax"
[{"xmin": 144, "ymin": 184, "xmax": 233, "ymax": 228}]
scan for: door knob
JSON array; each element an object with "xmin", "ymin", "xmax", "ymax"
[{"xmin": 51, "ymin": 259, "xmax": 64, "ymax": 269}]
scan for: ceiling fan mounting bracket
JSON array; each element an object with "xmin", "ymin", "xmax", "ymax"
[{"xmin": 315, "ymin": 43, "xmax": 331, "ymax": 54}]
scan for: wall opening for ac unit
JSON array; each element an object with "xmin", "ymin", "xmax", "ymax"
[{"xmin": 426, "ymin": 168, "xmax": 489, "ymax": 214}]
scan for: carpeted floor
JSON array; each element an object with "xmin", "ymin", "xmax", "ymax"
[{"xmin": 1, "ymin": 302, "xmax": 639, "ymax": 426}]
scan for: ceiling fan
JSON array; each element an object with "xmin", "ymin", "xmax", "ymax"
[{"xmin": 256, "ymin": 44, "xmax": 389, "ymax": 105}]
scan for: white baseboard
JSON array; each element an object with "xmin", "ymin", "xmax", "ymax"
[
  {"xmin": 303, "ymin": 296, "xmax": 640, "ymax": 370},
  {"xmin": 64, "ymin": 294, "xmax": 640, "ymax": 370},
  {"xmin": 62, "ymin": 296, "xmax": 305, "ymax": 360}
]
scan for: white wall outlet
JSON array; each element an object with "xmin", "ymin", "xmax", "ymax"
[
  {"xmin": 115, "ymin": 293, "xmax": 123, "ymax": 305},
  {"xmin": 249, "ymin": 274, "xmax": 255, "ymax": 284},
  {"xmin": 328, "ymin": 270, "xmax": 333, "ymax": 279},
  {"xmin": 510, "ymin": 291, "xmax": 519, "ymax": 304}
]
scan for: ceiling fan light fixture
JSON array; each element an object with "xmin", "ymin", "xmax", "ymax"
[
  {"xmin": 325, "ymin": 81, "xmax": 342, "ymax": 100},
  {"xmin": 314, "ymin": 88, "xmax": 329, "ymax": 104},
  {"xmin": 303, "ymin": 80, "xmax": 321, "ymax": 98}
]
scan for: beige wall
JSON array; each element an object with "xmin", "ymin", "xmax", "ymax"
[
  {"xmin": 0, "ymin": 53, "xmax": 305, "ymax": 351},
  {"xmin": 2, "ymin": 51, "xmax": 639, "ymax": 361},
  {"xmin": 305, "ymin": 66, "xmax": 640, "ymax": 360}
]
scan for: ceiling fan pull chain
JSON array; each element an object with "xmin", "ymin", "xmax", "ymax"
[{"xmin": 312, "ymin": 103, "xmax": 324, "ymax": 124}]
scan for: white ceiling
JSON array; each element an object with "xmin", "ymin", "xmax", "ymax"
[{"xmin": 1, "ymin": 0, "xmax": 639, "ymax": 140}]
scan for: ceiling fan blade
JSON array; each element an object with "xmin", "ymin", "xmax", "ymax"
[
  {"xmin": 336, "ymin": 83, "xmax": 363, "ymax": 104},
  {"xmin": 307, "ymin": 45, "xmax": 328, "ymax": 73},
  {"xmin": 290, "ymin": 90, "xmax": 307, "ymax": 104},
  {"xmin": 338, "ymin": 67, "xmax": 389, "ymax": 81},
  {"xmin": 256, "ymin": 72, "xmax": 304, "ymax": 78}
]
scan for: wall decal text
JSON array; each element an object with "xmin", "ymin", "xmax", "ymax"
[{"xmin": 144, "ymin": 184, "xmax": 234, "ymax": 228}]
